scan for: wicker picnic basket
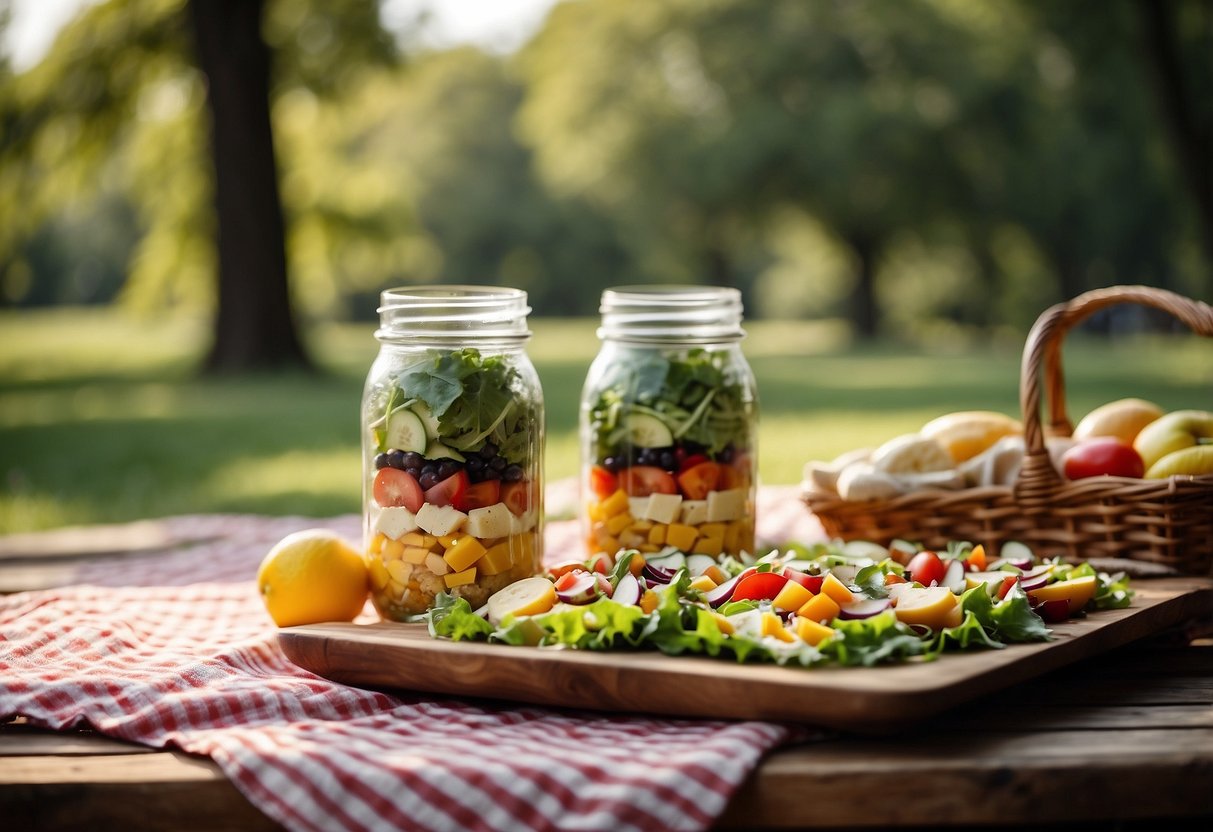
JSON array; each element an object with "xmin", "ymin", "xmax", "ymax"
[{"xmin": 802, "ymin": 285, "xmax": 1213, "ymax": 574}]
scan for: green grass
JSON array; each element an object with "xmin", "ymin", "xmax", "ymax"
[{"xmin": 1, "ymin": 307, "xmax": 1209, "ymax": 533}]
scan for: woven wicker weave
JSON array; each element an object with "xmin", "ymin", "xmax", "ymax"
[{"xmin": 803, "ymin": 285, "xmax": 1213, "ymax": 574}]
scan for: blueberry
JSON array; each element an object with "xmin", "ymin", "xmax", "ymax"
[
  {"xmin": 503, "ymin": 464, "xmax": 524, "ymax": 482},
  {"xmin": 404, "ymin": 465, "xmax": 422, "ymax": 479},
  {"xmin": 373, "ymin": 452, "xmax": 390, "ymax": 470},
  {"xmin": 419, "ymin": 472, "xmax": 439, "ymax": 490},
  {"xmin": 489, "ymin": 456, "xmax": 507, "ymax": 472},
  {"xmin": 482, "ymin": 467, "xmax": 501, "ymax": 481},
  {"xmin": 437, "ymin": 460, "xmax": 460, "ymax": 479},
  {"xmin": 421, "ymin": 462, "xmax": 438, "ymax": 476},
  {"xmin": 479, "ymin": 442, "xmax": 498, "ymax": 459},
  {"xmin": 383, "ymin": 449, "xmax": 403, "ymax": 470},
  {"xmin": 659, "ymin": 451, "xmax": 675, "ymax": 470},
  {"xmin": 466, "ymin": 456, "xmax": 485, "ymax": 473},
  {"xmin": 401, "ymin": 451, "xmax": 424, "ymax": 469},
  {"xmin": 719, "ymin": 445, "xmax": 736, "ymax": 464}
]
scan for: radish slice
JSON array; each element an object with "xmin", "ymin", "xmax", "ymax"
[
  {"xmin": 1018, "ymin": 574, "xmax": 1050, "ymax": 593},
  {"xmin": 612, "ymin": 573, "xmax": 641, "ymax": 606},
  {"xmin": 646, "ymin": 550, "xmax": 686, "ymax": 571},
  {"xmin": 943, "ymin": 559, "xmax": 967, "ymax": 594},
  {"xmin": 838, "ymin": 598, "xmax": 892, "ymax": 620},
  {"xmin": 685, "ymin": 554, "xmax": 717, "ymax": 576},
  {"xmin": 999, "ymin": 540, "xmax": 1035, "ymax": 565},
  {"xmin": 706, "ymin": 574, "xmax": 744, "ymax": 607},
  {"xmin": 555, "ymin": 572, "xmax": 601, "ymax": 605},
  {"xmin": 643, "ymin": 564, "xmax": 677, "ymax": 584}
]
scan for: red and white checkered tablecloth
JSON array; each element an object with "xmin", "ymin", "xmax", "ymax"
[{"xmin": 1, "ymin": 486, "xmax": 826, "ymax": 832}]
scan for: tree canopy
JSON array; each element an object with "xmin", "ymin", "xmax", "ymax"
[{"xmin": 1, "ymin": 0, "xmax": 1208, "ymax": 354}]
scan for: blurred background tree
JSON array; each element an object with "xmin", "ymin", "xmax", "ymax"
[{"xmin": 1, "ymin": 0, "xmax": 1209, "ymax": 355}]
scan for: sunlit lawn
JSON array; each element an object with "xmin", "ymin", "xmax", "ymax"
[{"xmin": 1, "ymin": 307, "xmax": 1209, "ymax": 533}]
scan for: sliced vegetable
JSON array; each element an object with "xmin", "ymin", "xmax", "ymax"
[{"xmin": 373, "ymin": 468, "xmax": 424, "ymax": 512}]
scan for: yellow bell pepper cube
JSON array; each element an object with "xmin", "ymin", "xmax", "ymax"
[
  {"xmin": 478, "ymin": 542, "xmax": 513, "ymax": 576},
  {"xmin": 444, "ymin": 536, "xmax": 487, "ymax": 573},
  {"xmin": 794, "ymin": 616, "xmax": 835, "ymax": 646},
  {"xmin": 381, "ymin": 538, "xmax": 405, "ymax": 561},
  {"xmin": 772, "ymin": 580, "xmax": 814, "ymax": 612},
  {"xmin": 822, "ymin": 573, "xmax": 855, "ymax": 605},
  {"xmin": 401, "ymin": 546, "xmax": 431, "ymax": 565},
  {"xmin": 599, "ymin": 489, "xmax": 631, "ymax": 518},
  {"xmin": 798, "ymin": 593, "xmax": 841, "ymax": 624},
  {"xmin": 368, "ymin": 556, "xmax": 391, "ymax": 590},
  {"xmin": 703, "ymin": 564, "xmax": 729, "ymax": 585},
  {"xmin": 761, "ymin": 611, "xmax": 796, "ymax": 643},
  {"xmin": 639, "ymin": 589, "xmax": 660, "ymax": 614},
  {"xmin": 386, "ymin": 559, "xmax": 413, "ymax": 585},
  {"xmin": 689, "ymin": 575, "xmax": 718, "ymax": 593},
  {"xmin": 606, "ymin": 512, "xmax": 635, "ymax": 536},
  {"xmin": 710, "ymin": 611, "xmax": 734, "ymax": 635},
  {"xmin": 647, "ymin": 524, "xmax": 667, "ymax": 546},
  {"xmin": 369, "ymin": 533, "xmax": 386, "ymax": 555},
  {"xmin": 444, "ymin": 567, "xmax": 477, "ymax": 589},
  {"xmin": 401, "ymin": 532, "xmax": 438, "ymax": 550},
  {"xmin": 666, "ymin": 523, "xmax": 698, "ymax": 551},
  {"xmin": 692, "ymin": 534, "xmax": 723, "ymax": 557}
]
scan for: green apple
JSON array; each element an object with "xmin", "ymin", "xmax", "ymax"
[{"xmin": 1133, "ymin": 410, "xmax": 1213, "ymax": 469}]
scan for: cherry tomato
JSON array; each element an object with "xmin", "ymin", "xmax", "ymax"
[
  {"xmin": 907, "ymin": 550, "xmax": 947, "ymax": 587},
  {"xmin": 996, "ymin": 575, "xmax": 1018, "ymax": 600},
  {"xmin": 588, "ymin": 465, "xmax": 619, "ymax": 499},
  {"xmin": 501, "ymin": 481, "xmax": 532, "ymax": 516},
  {"xmin": 677, "ymin": 461, "xmax": 722, "ymax": 500},
  {"xmin": 1062, "ymin": 437, "xmax": 1145, "ymax": 480},
  {"xmin": 618, "ymin": 466, "xmax": 678, "ymax": 497},
  {"xmin": 783, "ymin": 567, "xmax": 824, "ymax": 594},
  {"xmin": 372, "ymin": 468, "xmax": 424, "ymax": 512},
  {"xmin": 424, "ymin": 470, "xmax": 469, "ymax": 509},
  {"xmin": 461, "ymin": 480, "xmax": 501, "ymax": 511},
  {"xmin": 678, "ymin": 454, "xmax": 710, "ymax": 473},
  {"xmin": 730, "ymin": 571, "xmax": 789, "ymax": 602},
  {"xmin": 587, "ymin": 552, "xmax": 612, "ymax": 575}
]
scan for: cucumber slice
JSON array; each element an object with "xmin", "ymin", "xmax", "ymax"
[
  {"xmin": 386, "ymin": 408, "xmax": 427, "ymax": 453},
  {"xmin": 413, "ymin": 402, "xmax": 442, "ymax": 440},
  {"xmin": 425, "ymin": 440, "xmax": 466, "ymax": 462},
  {"xmin": 624, "ymin": 412, "xmax": 674, "ymax": 448}
]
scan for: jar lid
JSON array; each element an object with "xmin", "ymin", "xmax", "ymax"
[
  {"xmin": 599, "ymin": 285, "xmax": 745, "ymax": 343},
  {"xmin": 376, "ymin": 285, "xmax": 532, "ymax": 343}
]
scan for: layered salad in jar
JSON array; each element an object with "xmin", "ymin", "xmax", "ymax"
[
  {"xmin": 364, "ymin": 347, "xmax": 542, "ymax": 619},
  {"xmin": 582, "ymin": 348, "xmax": 756, "ymax": 562}
]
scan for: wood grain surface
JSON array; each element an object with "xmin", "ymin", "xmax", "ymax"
[{"xmin": 278, "ymin": 577, "xmax": 1213, "ymax": 731}]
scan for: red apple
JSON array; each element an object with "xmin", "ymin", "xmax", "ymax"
[{"xmin": 1061, "ymin": 437, "xmax": 1144, "ymax": 480}]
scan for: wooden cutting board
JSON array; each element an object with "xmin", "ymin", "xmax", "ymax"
[{"xmin": 279, "ymin": 577, "xmax": 1212, "ymax": 731}]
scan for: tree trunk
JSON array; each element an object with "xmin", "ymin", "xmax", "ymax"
[
  {"xmin": 189, "ymin": 0, "xmax": 310, "ymax": 372},
  {"xmin": 849, "ymin": 236, "xmax": 879, "ymax": 339},
  {"xmin": 1133, "ymin": 0, "xmax": 1213, "ymax": 269}
]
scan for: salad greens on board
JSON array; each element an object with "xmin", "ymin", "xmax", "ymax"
[{"xmin": 425, "ymin": 538, "xmax": 1133, "ymax": 669}]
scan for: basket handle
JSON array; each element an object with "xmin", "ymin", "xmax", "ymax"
[{"xmin": 1014, "ymin": 285, "xmax": 1213, "ymax": 503}]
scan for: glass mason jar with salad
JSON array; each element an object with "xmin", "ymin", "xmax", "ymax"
[
  {"xmin": 362, "ymin": 286, "xmax": 544, "ymax": 620},
  {"xmin": 580, "ymin": 286, "xmax": 758, "ymax": 562}
]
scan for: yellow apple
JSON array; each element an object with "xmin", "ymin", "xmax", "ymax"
[
  {"xmin": 1073, "ymin": 398, "xmax": 1164, "ymax": 444},
  {"xmin": 1133, "ymin": 410, "xmax": 1213, "ymax": 470},
  {"xmin": 1144, "ymin": 445, "xmax": 1213, "ymax": 479}
]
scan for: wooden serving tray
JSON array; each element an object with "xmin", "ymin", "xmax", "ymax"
[{"xmin": 279, "ymin": 577, "xmax": 1212, "ymax": 731}]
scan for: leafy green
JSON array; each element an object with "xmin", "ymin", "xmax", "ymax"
[
  {"xmin": 815, "ymin": 611, "xmax": 931, "ymax": 667},
  {"xmin": 960, "ymin": 584, "xmax": 1052, "ymax": 643},
  {"xmin": 385, "ymin": 348, "xmax": 537, "ymax": 463},
  {"xmin": 1050, "ymin": 562, "xmax": 1135, "ymax": 610},
  {"xmin": 587, "ymin": 348, "xmax": 752, "ymax": 457},
  {"xmin": 853, "ymin": 563, "xmax": 890, "ymax": 599},
  {"xmin": 427, "ymin": 593, "xmax": 494, "ymax": 641}
]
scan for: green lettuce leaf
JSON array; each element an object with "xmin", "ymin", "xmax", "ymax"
[
  {"xmin": 427, "ymin": 593, "xmax": 494, "ymax": 641},
  {"xmin": 815, "ymin": 610, "xmax": 930, "ymax": 667}
]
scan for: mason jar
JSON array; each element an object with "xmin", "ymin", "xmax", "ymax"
[
  {"xmin": 580, "ymin": 285, "xmax": 758, "ymax": 563},
  {"xmin": 362, "ymin": 286, "xmax": 544, "ymax": 619}
]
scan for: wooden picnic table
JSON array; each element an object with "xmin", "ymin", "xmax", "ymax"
[{"xmin": 2, "ymin": 521, "xmax": 1212, "ymax": 830}]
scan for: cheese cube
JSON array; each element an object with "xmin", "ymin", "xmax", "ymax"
[
  {"xmin": 424, "ymin": 552, "xmax": 450, "ymax": 576},
  {"xmin": 644, "ymin": 492, "xmax": 683, "ymax": 524},
  {"xmin": 510, "ymin": 510, "xmax": 538, "ymax": 534},
  {"xmin": 629, "ymin": 497, "xmax": 651, "ymax": 519},
  {"xmin": 706, "ymin": 488, "xmax": 746, "ymax": 523},
  {"xmin": 374, "ymin": 507, "xmax": 419, "ymax": 540},
  {"xmin": 680, "ymin": 500, "xmax": 708, "ymax": 526},
  {"xmin": 466, "ymin": 503, "xmax": 513, "ymax": 540},
  {"xmin": 415, "ymin": 504, "xmax": 468, "ymax": 537}
]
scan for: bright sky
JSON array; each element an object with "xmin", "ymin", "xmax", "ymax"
[{"xmin": 3, "ymin": 0, "xmax": 561, "ymax": 71}]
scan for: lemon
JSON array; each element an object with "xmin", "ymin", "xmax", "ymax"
[{"xmin": 256, "ymin": 529, "xmax": 369, "ymax": 627}]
